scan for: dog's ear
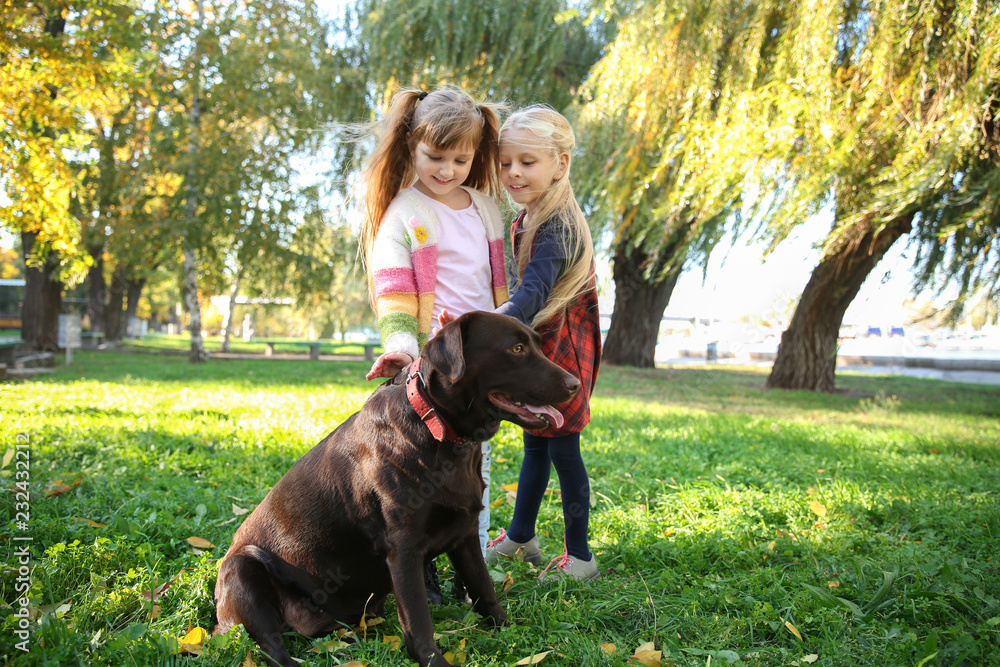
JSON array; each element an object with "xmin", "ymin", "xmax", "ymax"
[{"xmin": 421, "ymin": 316, "xmax": 466, "ymax": 382}]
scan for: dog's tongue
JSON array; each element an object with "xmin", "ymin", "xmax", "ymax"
[{"xmin": 522, "ymin": 402, "xmax": 564, "ymax": 429}]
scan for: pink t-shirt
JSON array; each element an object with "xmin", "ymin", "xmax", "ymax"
[{"xmin": 410, "ymin": 187, "xmax": 494, "ymax": 326}]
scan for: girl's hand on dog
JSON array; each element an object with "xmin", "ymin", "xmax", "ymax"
[{"xmin": 366, "ymin": 351, "xmax": 414, "ymax": 380}]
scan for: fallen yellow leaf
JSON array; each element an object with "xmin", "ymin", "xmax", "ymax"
[
  {"xmin": 491, "ymin": 497, "xmax": 506, "ymax": 509},
  {"xmin": 806, "ymin": 487, "xmax": 817, "ymax": 495},
  {"xmin": 600, "ymin": 642, "xmax": 617, "ymax": 655},
  {"xmin": 633, "ymin": 649, "xmax": 662, "ymax": 659},
  {"xmin": 382, "ymin": 634, "xmax": 402, "ymax": 651},
  {"xmin": 71, "ymin": 516, "xmax": 106, "ymax": 528},
  {"xmin": 45, "ymin": 477, "xmax": 83, "ymax": 497},
  {"xmin": 241, "ymin": 651, "xmax": 257, "ymax": 667},
  {"xmin": 828, "ymin": 580, "xmax": 841, "ymax": 588},
  {"xmin": 186, "ymin": 536, "xmax": 215, "ymax": 549},
  {"xmin": 631, "ymin": 641, "xmax": 662, "ymax": 666},
  {"xmin": 232, "ymin": 503, "xmax": 249, "ymax": 516},
  {"xmin": 803, "ymin": 654, "xmax": 819, "ymax": 664},
  {"xmin": 516, "ymin": 650, "xmax": 552, "ymax": 664},
  {"xmin": 782, "ymin": 618, "xmax": 804, "ymax": 641},
  {"xmin": 342, "ymin": 662, "xmax": 367, "ymax": 667},
  {"xmin": 174, "ymin": 626, "xmax": 208, "ymax": 654},
  {"xmin": 809, "ymin": 501, "xmax": 827, "ymax": 518}
]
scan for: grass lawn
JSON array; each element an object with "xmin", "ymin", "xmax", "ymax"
[{"xmin": 2, "ymin": 351, "xmax": 999, "ymax": 666}]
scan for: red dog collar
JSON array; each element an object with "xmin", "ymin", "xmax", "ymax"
[{"xmin": 405, "ymin": 358, "xmax": 473, "ymax": 445}]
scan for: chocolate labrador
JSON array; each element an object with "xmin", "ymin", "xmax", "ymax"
[{"xmin": 213, "ymin": 311, "xmax": 580, "ymax": 667}]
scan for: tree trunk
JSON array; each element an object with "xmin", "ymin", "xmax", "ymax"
[
  {"xmin": 105, "ymin": 262, "xmax": 126, "ymax": 342},
  {"xmin": 124, "ymin": 274, "xmax": 147, "ymax": 337},
  {"xmin": 183, "ymin": 248, "xmax": 206, "ymax": 362},
  {"xmin": 767, "ymin": 213, "xmax": 914, "ymax": 392},
  {"xmin": 184, "ymin": 0, "xmax": 207, "ymax": 364},
  {"xmin": 20, "ymin": 232, "xmax": 63, "ymax": 352},
  {"xmin": 603, "ymin": 240, "xmax": 682, "ymax": 367},
  {"xmin": 86, "ymin": 243, "xmax": 106, "ymax": 335},
  {"xmin": 220, "ymin": 266, "xmax": 244, "ymax": 352}
]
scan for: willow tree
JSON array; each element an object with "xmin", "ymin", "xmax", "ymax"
[
  {"xmin": 910, "ymin": 141, "xmax": 1000, "ymax": 320},
  {"xmin": 575, "ymin": 0, "xmax": 792, "ymax": 366},
  {"xmin": 760, "ymin": 0, "xmax": 1000, "ymax": 391},
  {"xmin": 359, "ymin": 0, "xmax": 612, "ymax": 109}
]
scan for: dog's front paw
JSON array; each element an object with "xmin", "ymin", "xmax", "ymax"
[{"xmin": 482, "ymin": 607, "xmax": 508, "ymax": 628}]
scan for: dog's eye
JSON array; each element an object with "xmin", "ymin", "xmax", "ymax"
[{"xmin": 510, "ymin": 344, "xmax": 525, "ymax": 354}]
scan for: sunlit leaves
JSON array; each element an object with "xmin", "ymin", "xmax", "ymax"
[{"xmin": 0, "ymin": 0, "xmax": 147, "ymax": 268}]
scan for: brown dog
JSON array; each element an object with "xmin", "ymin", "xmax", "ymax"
[{"xmin": 213, "ymin": 311, "xmax": 580, "ymax": 667}]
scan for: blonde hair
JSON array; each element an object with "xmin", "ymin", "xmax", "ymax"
[
  {"xmin": 501, "ymin": 105, "xmax": 595, "ymax": 328},
  {"xmin": 360, "ymin": 87, "xmax": 502, "ymax": 295}
]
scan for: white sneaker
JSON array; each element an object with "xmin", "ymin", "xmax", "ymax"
[
  {"xmin": 539, "ymin": 550, "xmax": 600, "ymax": 581},
  {"xmin": 483, "ymin": 528, "xmax": 542, "ymax": 566}
]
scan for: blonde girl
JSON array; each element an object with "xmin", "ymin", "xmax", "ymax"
[
  {"xmin": 487, "ymin": 105, "xmax": 602, "ymax": 580},
  {"xmin": 359, "ymin": 86, "xmax": 507, "ymax": 599}
]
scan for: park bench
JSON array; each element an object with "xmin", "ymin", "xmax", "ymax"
[
  {"xmin": 293, "ymin": 341, "xmax": 323, "ymax": 360},
  {"xmin": 81, "ymin": 332, "xmax": 105, "ymax": 349},
  {"xmin": 261, "ymin": 341, "xmax": 380, "ymax": 361},
  {"xmin": 0, "ymin": 337, "xmax": 23, "ymax": 365}
]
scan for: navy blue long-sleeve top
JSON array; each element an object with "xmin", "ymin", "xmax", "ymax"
[{"xmin": 495, "ymin": 221, "xmax": 565, "ymax": 325}]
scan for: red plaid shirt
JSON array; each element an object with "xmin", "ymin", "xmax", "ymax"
[{"xmin": 511, "ymin": 212, "xmax": 601, "ymax": 437}]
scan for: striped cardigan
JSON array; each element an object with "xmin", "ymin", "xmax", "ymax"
[{"xmin": 370, "ymin": 186, "xmax": 509, "ymax": 359}]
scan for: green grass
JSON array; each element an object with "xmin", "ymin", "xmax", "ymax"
[{"xmin": 2, "ymin": 353, "xmax": 999, "ymax": 666}]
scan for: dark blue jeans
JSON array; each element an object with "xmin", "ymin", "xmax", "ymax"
[{"xmin": 507, "ymin": 431, "xmax": 592, "ymax": 561}]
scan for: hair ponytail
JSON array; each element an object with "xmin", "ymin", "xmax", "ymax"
[
  {"xmin": 359, "ymin": 89, "xmax": 424, "ymax": 285},
  {"xmin": 468, "ymin": 101, "xmax": 502, "ymax": 201}
]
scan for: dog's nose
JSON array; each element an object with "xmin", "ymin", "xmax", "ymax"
[{"xmin": 564, "ymin": 374, "xmax": 581, "ymax": 395}]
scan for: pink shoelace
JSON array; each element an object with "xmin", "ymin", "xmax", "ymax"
[
  {"xmin": 485, "ymin": 527, "xmax": 508, "ymax": 550},
  {"xmin": 538, "ymin": 535, "xmax": 570, "ymax": 578}
]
